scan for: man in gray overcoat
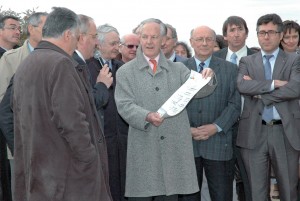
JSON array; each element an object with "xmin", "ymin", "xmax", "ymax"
[{"xmin": 115, "ymin": 18, "xmax": 216, "ymax": 201}]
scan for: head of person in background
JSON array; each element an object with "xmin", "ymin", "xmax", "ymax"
[
  {"xmin": 222, "ymin": 16, "xmax": 249, "ymax": 52},
  {"xmin": 279, "ymin": 20, "xmax": 300, "ymax": 53},
  {"xmin": 96, "ymin": 24, "xmax": 120, "ymax": 61},
  {"xmin": 214, "ymin": 34, "xmax": 228, "ymax": 52},
  {"xmin": 76, "ymin": 14, "xmax": 98, "ymax": 60},
  {"xmin": 175, "ymin": 41, "xmax": 192, "ymax": 58},
  {"xmin": 190, "ymin": 26, "xmax": 216, "ymax": 61},
  {"xmin": 119, "ymin": 33, "xmax": 140, "ymax": 63},
  {"xmin": 256, "ymin": 13, "xmax": 283, "ymax": 54},
  {"xmin": 161, "ymin": 23, "xmax": 178, "ymax": 60},
  {"xmin": 0, "ymin": 15, "xmax": 21, "ymax": 51},
  {"xmin": 25, "ymin": 12, "xmax": 48, "ymax": 48},
  {"xmin": 132, "ymin": 23, "xmax": 142, "ymax": 36}
]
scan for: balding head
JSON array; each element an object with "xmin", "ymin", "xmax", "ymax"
[
  {"xmin": 119, "ymin": 33, "xmax": 140, "ymax": 63},
  {"xmin": 190, "ymin": 26, "xmax": 216, "ymax": 61}
]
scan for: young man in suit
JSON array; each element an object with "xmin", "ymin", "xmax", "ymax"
[
  {"xmin": 214, "ymin": 16, "xmax": 255, "ymax": 201},
  {"xmin": 180, "ymin": 26, "xmax": 241, "ymax": 201},
  {"xmin": 237, "ymin": 13, "xmax": 300, "ymax": 201}
]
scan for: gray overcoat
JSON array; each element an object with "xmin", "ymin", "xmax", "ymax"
[{"xmin": 115, "ymin": 48, "xmax": 215, "ymax": 197}]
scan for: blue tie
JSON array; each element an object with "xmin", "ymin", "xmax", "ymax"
[
  {"xmin": 199, "ymin": 62, "xmax": 205, "ymax": 73},
  {"xmin": 262, "ymin": 55, "xmax": 274, "ymax": 122},
  {"xmin": 230, "ymin": 53, "xmax": 237, "ymax": 64}
]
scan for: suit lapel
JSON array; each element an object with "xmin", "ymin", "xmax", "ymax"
[
  {"xmin": 208, "ymin": 56, "xmax": 221, "ymax": 75},
  {"xmin": 253, "ymin": 53, "xmax": 266, "ymax": 80},
  {"xmin": 273, "ymin": 50, "xmax": 287, "ymax": 79}
]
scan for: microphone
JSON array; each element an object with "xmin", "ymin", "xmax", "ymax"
[{"xmin": 94, "ymin": 50, "xmax": 104, "ymax": 68}]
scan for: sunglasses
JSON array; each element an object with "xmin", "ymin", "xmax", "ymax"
[{"xmin": 122, "ymin": 44, "xmax": 139, "ymax": 49}]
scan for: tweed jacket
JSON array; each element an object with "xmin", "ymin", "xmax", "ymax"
[
  {"xmin": 183, "ymin": 56, "xmax": 241, "ymax": 160},
  {"xmin": 0, "ymin": 40, "xmax": 31, "ymax": 101},
  {"xmin": 237, "ymin": 50, "xmax": 300, "ymax": 150},
  {"xmin": 13, "ymin": 41, "xmax": 112, "ymax": 201},
  {"xmin": 115, "ymin": 47, "xmax": 217, "ymax": 197}
]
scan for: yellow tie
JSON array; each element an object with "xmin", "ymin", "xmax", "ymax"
[{"xmin": 150, "ymin": 59, "xmax": 157, "ymax": 73}]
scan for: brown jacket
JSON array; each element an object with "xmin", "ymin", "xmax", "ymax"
[{"xmin": 13, "ymin": 41, "xmax": 112, "ymax": 201}]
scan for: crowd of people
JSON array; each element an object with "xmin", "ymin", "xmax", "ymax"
[{"xmin": 0, "ymin": 6, "xmax": 299, "ymax": 201}]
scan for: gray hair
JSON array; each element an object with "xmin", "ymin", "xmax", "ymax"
[
  {"xmin": 25, "ymin": 12, "xmax": 48, "ymax": 36},
  {"xmin": 165, "ymin": 23, "xmax": 178, "ymax": 40},
  {"xmin": 42, "ymin": 7, "xmax": 79, "ymax": 39},
  {"xmin": 0, "ymin": 15, "xmax": 20, "ymax": 29},
  {"xmin": 139, "ymin": 18, "xmax": 167, "ymax": 36},
  {"xmin": 97, "ymin": 24, "xmax": 119, "ymax": 44},
  {"xmin": 77, "ymin": 14, "xmax": 94, "ymax": 34}
]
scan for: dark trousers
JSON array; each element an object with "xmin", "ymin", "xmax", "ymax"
[
  {"xmin": 180, "ymin": 157, "xmax": 233, "ymax": 201},
  {"xmin": 106, "ymin": 134, "xmax": 128, "ymax": 201},
  {"xmin": 128, "ymin": 195, "xmax": 178, "ymax": 201}
]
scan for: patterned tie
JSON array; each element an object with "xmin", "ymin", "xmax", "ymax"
[
  {"xmin": 150, "ymin": 59, "xmax": 157, "ymax": 73},
  {"xmin": 262, "ymin": 55, "xmax": 274, "ymax": 122},
  {"xmin": 230, "ymin": 53, "xmax": 237, "ymax": 64},
  {"xmin": 199, "ymin": 62, "xmax": 205, "ymax": 73}
]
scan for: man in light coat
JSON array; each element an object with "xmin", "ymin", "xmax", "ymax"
[{"xmin": 115, "ymin": 18, "xmax": 216, "ymax": 201}]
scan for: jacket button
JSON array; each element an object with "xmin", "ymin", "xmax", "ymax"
[
  {"xmin": 160, "ymin": 136, "xmax": 165, "ymax": 140},
  {"xmin": 144, "ymin": 123, "xmax": 150, "ymax": 129},
  {"xmin": 155, "ymin": 87, "xmax": 159, "ymax": 91},
  {"xmin": 98, "ymin": 138, "xmax": 103, "ymax": 143},
  {"xmin": 78, "ymin": 69, "xmax": 83, "ymax": 72},
  {"xmin": 198, "ymin": 110, "xmax": 202, "ymax": 113}
]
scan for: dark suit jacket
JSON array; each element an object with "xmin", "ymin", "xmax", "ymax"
[
  {"xmin": 87, "ymin": 57, "xmax": 129, "ymax": 137},
  {"xmin": 213, "ymin": 47, "xmax": 256, "ymax": 60},
  {"xmin": 237, "ymin": 50, "xmax": 300, "ymax": 150},
  {"xmin": 184, "ymin": 56, "xmax": 241, "ymax": 160},
  {"xmin": 72, "ymin": 52, "xmax": 109, "ymax": 131},
  {"xmin": 173, "ymin": 54, "xmax": 187, "ymax": 62},
  {"xmin": 0, "ymin": 76, "xmax": 14, "ymax": 155}
]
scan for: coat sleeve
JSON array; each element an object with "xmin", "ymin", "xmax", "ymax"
[
  {"xmin": 93, "ymin": 82, "xmax": 109, "ymax": 110},
  {"xmin": 261, "ymin": 55, "xmax": 300, "ymax": 106},
  {"xmin": 0, "ymin": 76, "xmax": 14, "ymax": 154},
  {"xmin": 49, "ymin": 59, "xmax": 96, "ymax": 163},
  {"xmin": 237, "ymin": 57, "xmax": 273, "ymax": 96},
  {"xmin": 115, "ymin": 67, "xmax": 151, "ymax": 131}
]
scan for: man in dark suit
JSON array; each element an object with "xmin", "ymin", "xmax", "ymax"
[
  {"xmin": 214, "ymin": 16, "xmax": 255, "ymax": 201},
  {"xmin": 0, "ymin": 14, "xmax": 21, "ymax": 201},
  {"xmin": 237, "ymin": 13, "xmax": 300, "ymax": 201},
  {"xmin": 180, "ymin": 25, "xmax": 241, "ymax": 201},
  {"xmin": 162, "ymin": 23, "xmax": 186, "ymax": 62},
  {"xmin": 87, "ymin": 24, "xmax": 129, "ymax": 201}
]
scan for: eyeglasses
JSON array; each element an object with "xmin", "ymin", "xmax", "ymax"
[
  {"xmin": 2, "ymin": 26, "xmax": 22, "ymax": 33},
  {"xmin": 257, "ymin": 30, "xmax": 280, "ymax": 37},
  {"xmin": 192, "ymin": 37, "xmax": 214, "ymax": 44},
  {"xmin": 83, "ymin": 33, "xmax": 98, "ymax": 39},
  {"xmin": 141, "ymin": 35, "xmax": 160, "ymax": 40},
  {"xmin": 122, "ymin": 44, "xmax": 139, "ymax": 49}
]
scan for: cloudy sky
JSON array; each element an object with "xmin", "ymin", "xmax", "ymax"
[{"xmin": 1, "ymin": 0, "xmax": 299, "ymax": 48}]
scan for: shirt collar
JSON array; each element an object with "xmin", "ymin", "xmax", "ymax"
[
  {"xmin": 261, "ymin": 47, "xmax": 280, "ymax": 60},
  {"xmin": 194, "ymin": 56, "xmax": 212, "ymax": 68},
  {"xmin": 75, "ymin": 50, "xmax": 86, "ymax": 63},
  {"xmin": 168, "ymin": 51, "xmax": 176, "ymax": 61}
]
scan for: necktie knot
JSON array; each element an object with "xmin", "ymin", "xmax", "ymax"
[
  {"xmin": 264, "ymin": 55, "xmax": 273, "ymax": 61},
  {"xmin": 199, "ymin": 62, "xmax": 205, "ymax": 73},
  {"xmin": 230, "ymin": 53, "xmax": 238, "ymax": 64},
  {"xmin": 150, "ymin": 59, "xmax": 157, "ymax": 73}
]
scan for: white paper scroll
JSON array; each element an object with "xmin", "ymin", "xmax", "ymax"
[{"xmin": 157, "ymin": 70, "xmax": 211, "ymax": 118}]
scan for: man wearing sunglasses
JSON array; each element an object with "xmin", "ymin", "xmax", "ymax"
[{"xmin": 119, "ymin": 33, "xmax": 140, "ymax": 63}]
